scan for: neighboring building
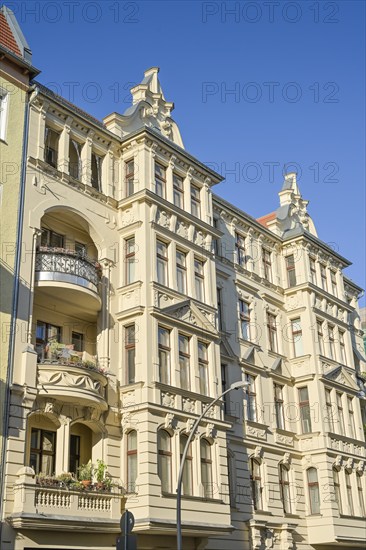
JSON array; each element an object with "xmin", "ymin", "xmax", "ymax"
[
  {"xmin": 0, "ymin": 3, "xmax": 39, "ymax": 526},
  {"xmin": 360, "ymin": 307, "xmax": 366, "ymax": 354},
  {"xmin": 1, "ymin": 11, "xmax": 366, "ymax": 550}
]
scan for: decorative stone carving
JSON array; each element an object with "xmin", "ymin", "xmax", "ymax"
[
  {"xmin": 182, "ymin": 397, "xmax": 195, "ymax": 413},
  {"xmin": 165, "ymin": 413, "xmax": 175, "ymax": 430},
  {"xmin": 247, "ymin": 425, "xmax": 266, "ymax": 440},
  {"xmin": 156, "ymin": 209, "xmax": 170, "ymax": 228},
  {"xmin": 205, "ymin": 422, "xmax": 215, "ymax": 439},
  {"xmin": 161, "ymin": 392, "xmax": 175, "ymax": 408},
  {"xmin": 122, "ymin": 390, "xmax": 135, "ymax": 407},
  {"xmin": 345, "ymin": 458, "xmax": 354, "ymax": 471},
  {"xmin": 283, "ymin": 452, "xmax": 291, "ymax": 465},
  {"xmin": 176, "ymin": 219, "xmax": 188, "ymax": 238},
  {"xmin": 334, "ymin": 455, "xmax": 342, "ymax": 469},
  {"xmin": 275, "ymin": 433, "xmax": 294, "ymax": 446},
  {"xmin": 186, "ymin": 418, "xmax": 194, "ymax": 433},
  {"xmin": 120, "ymin": 208, "xmax": 135, "ymax": 228},
  {"xmin": 254, "ymin": 445, "xmax": 263, "ymax": 459}
]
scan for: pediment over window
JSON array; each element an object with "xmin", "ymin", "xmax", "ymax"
[
  {"xmin": 271, "ymin": 356, "xmax": 292, "ymax": 378},
  {"xmin": 220, "ymin": 337, "xmax": 236, "ymax": 359},
  {"xmin": 160, "ymin": 299, "xmax": 218, "ymax": 335},
  {"xmin": 323, "ymin": 365, "xmax": 359, "ymax": 391}
]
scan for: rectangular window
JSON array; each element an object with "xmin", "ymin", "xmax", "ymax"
[
  {"xmin": 176, "ymin": 250, "xmax": 187, "ymax": 294},
  {"xmin": 36, "ymin": 321, "xmax": 61, "ymax": 361},
  {"xmin": 173, "ymin": 173, "xmax": 184, "ymax": 208},
  {"xmin": 198, "ymin": 341, "xmax": 209, "ymax": 395},
  {"xmin": 91, "ymin": 152, "xmax": 102, "ymax": 191},
  {"xmin": 221, "ymin": 364, "xmax": 229, "ymax": 414},
  {"xmin": 245, "ymin": 374, "xmax": 257, "ymax": 422},
  {"xmin": 274, "ymin": 383, "xmax": 285, "ymax": 430},
  {"xmin": 280, "ymin": 465, "xmax": 291, "ymax": 514},
  {"xmin": 337, "ymin": 393, "xmax": 345, "ymax": 435},
  {"xmin": 348, "ymin": 397, "xmax": 356, "ymax": 439},
  {"xmin": 158, "ymin": 327, "xmax": 171, "ymax": 385},
  {"xmin": 190, "ymin": 184, "xmax": 201, "ymax": 217},
  {"xmin": 44, "ymin": 127, "xmax": 60, "ymax": 168},
  {"xmin": 330, "ymin": 270, "xmax": 338, "ymax": 297},
  {"xmin": 325, "ymin": 388, "xmax": 334, "ymax": 432},
  {"xmin": 320, "ymin": 264, "xmax": 328, "ymax": 292},
  {"xmin": 328, "ymin": 325, "xmax": 335, "ymax": 359},
  {"xmin": 217, "ymin": 288, "xmax": 223, "ymax": 331},
  {"xmin": 286, "ymin": 255, "xmax": 297, "ymax": 287},
  {"xmin": 317, "ymin": 320, "xmax": 324, "ymax": 355},
  {"xmin": 125, "ymin": 159, "xmax": 135, "ymax": 196},
  {"xmin": 71, "ymin": 331, "xmax": 84, "ymax": 352},
  {"xmin": 155, "ymin": 162, "xmax": 166, "ymax": 198},
  {"xmin": 178, "ymin": 334, "xmax": 190, "ymax": 390},
  {"xmin": 235, "ymin": 233, "xmax": 246, "ymax": 267},
  {"xmin": 125, "ymin": 237, "xmax": 135, "ymax": 284},
  {"xmin": 30, "ymin": 428, "xmax": 56, "ymax": 475},
  {"xmin": 69, "ymin": 434, "xmax": 80, "ymax": 475},
  {"xmin": 194, "ymin": 258, "xmax": 205, "ymax": 301},
  {"xmin": 291, "ymin": 318, "xmax": 303, "ymax": 357},
  {"xmin": 299, "ymin": 387, "xmax": 312, "ymax": 433},
  {"xmin": 309, "ymin": 258, "xmax": 317, "ymax": 284},
  {"xmin": 250, "ymin": 458, "xmax": 263, "ymax": 510},
  {"xmin": 346, "ymin": 472, "xmax": 354, "ymax": 515},
  {"xmin": 127, "ymin": 431, "xmax": 137, "ymax": 493},
  {"xmin": 125, "ymin": 324, "xmax": 136, "ymax": 384},
  {"xmin": 333, "ymin": 468, "xmax": 342, "ymax": 514},
  {"xmin": 157, "ymin": 240, "xmax": 168, "ymax": 286},
  {"xmin": 0, "ymin": 88, "xmax": 9, "ymax": 141},
  {"xmin": 69, "ymin": 139, "xmax": 82, "ymax": 180},
  {"xmin": 239, "ymin": 300, "xmax": 251, "ymax": 341},
  {"xmin": 339, "ymin": 330, "xmax": 347, "ymax": 364},
  {"xmin": 40, "ymin": 228, "xmax": 64, "ymax": 249},
  {"xmin": 357, "ymin": 474, "xmax": 366, "ymax": 516},
  {"xmin": 267, "ymin": 313, "xmax": 278, "ymax": 353},
  {"xmin": 262, "ymin": 248, "xmax": 272, "ymax": 282},
  {"xmin": 75, "ymin": 241, "xmax": 86, "ymax": 257},
  {"xmin": 213, "ymin": 218, "xmax": 219, "ymax": 256}
]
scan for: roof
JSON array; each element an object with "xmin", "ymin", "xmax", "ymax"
[
  {"xmin": 0, "ymin": 9, "xmax": 21, "ymax": 55},
  {"xmin": 256, "ymin": 212, "xmax": 276, "ymax": 228}
]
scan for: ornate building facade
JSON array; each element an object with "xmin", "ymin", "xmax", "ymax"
[{"xmin": 0, "ymin": 9, "xmax": 365, "ymax": 550}]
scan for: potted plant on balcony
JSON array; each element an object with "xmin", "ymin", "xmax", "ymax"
[
  {"xmin": 78, "ymin": 460, "xmax": 93, "ymax": 488},
  {"xmin": 95, "ymin": 459, "xmax": 112, "ymax": 490}
]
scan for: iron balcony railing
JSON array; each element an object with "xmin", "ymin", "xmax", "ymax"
[{"xmin": 35, "ymin": 247, "xmax": 101, "ymax": 288}]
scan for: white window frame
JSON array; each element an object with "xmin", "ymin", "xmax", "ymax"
[{"xmin": 0, "ymin": 87, "xmax": 9, "ymax": 141}]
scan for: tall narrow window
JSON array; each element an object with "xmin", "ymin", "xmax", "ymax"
[
  {"xmin": 235, "ymin": 233, "xmax": 246, "ymax": 267},
  {"xmin": 69, "ymin": 139, "xmax": 82, "ymax": 180},
  {"xmin": 330, "ymin": 270, "xmax": 338, "ymax": 296},
  {"xmin": 213, "ymin": 217, "xmax": 219, "ymax": 256},
  {"xmin": 262, "ymin": 248, "xmax": 272, "ymax": 282},
  {"xmin": 127, "ymin": 430, "xmax": 137, "ymax": 492},
  {"xmin": 339, "ymin": 330, "xmax": 347, "ymax": 364},
  {"xmin": 291, "ymin": 318, "xmax": 303, "ymax": 357},
  {"xmin": 201, "ymin": 439, "xmax": 213, "ymax": 498},
  {"xmin": 317, "ymin": 320, "xmax": 324, "ymax": 355},
  {"xmin": 245, "ymin": 374, "xmax": 257, "ymax": 422},
  {"xmin": 173, "ymin": 173, "xmax": 184, "ymax": 208},
  {"xmin": 35, "ymin": 321, "xmax": 61, "ymax": 362},
  {"xmin": 274, "ymin": 383, "xmax": 285, "ymax": 430},
  {"xmin": 190, "ymin": 184, "xmax": 201, "ymax": 217},
  {"xmin": 346, "ymin": 471, "xmax": 354, "ymax": 515},
  {"xmin": 320, "ymin": 264, "xmax": 328, "ymax": 292},
  {"xmin": 0, "ymin": 88, "xmax": 9, "ymax": 141},
  {"xmin": 125, "ymin": 324, "xmax": 136, "ymax": 384},
  {"xmin": 72, "ymin": 331, "xmax": 84, "ymax": 352},
  {"xmin": 309, "ymin": 257, "xmax": 317, "ymax": 284},
  {"xmin": 125, "ymin": 159, "xmax": 134, "ymax": 196},
  {"xmin": 125, "ymin": 237, "xmax": 135, "ymax": 284},
  {"xmin": 221, "ymin": 364, "xmax": 229, "ymax": 414},
  {"xmin": 178, "ymin": 334, "xmax": 190, "ymax": 390},
  {"xmin": 30, "ymin": 428, "xmax": 56, "ymax": 475},
  {"xmin": 286, "ymin": 255, "xmax": 297, "ymax": 287},
  {"xmin": 198, "ymin": 341, "xmax": 209, "ymax": 395},
  {"xmin": 279, "ymin": 464, "xmax": 291, "ymax": 513},
  {"xmin": 299, "ymin": 387, "xmax": 312, "ymax": 433},
  {"xmin": 239, "ymin": 300, "xmax": 251, "ymax": 341},
  {"xmin": 250, "ymin": 458, "xmax": 263, "ymax": 510},
  {"xmin": 158, "ymin": 431, "xmax": 172, "ymax": 493},
  {"xmin": 328, "ymin": 325, "xmax": 335, "ymax": 359},
  {"xmin": 157, "ymin": 240, "xmax": 168, "ymax": 285},
  {"xmin": 176, "ymin": 250, "xmax": 187, "ymax": 294},
  {"xmin": 69, "ymin": 434, "xmax": 80, "ymax": 475},
  {"xmin": 347, "ymin": 396, "xmax": 356, "ymax": 439},
  {"xmin": 336, "ymin": 393, "xmax": 345, "ymax": 434},
  {"xmin": 91, "ymin": 152, "xmax": 102, "ymax": 191},
  {"xmin": 267, "ymin": 313, "xmax": 278, "ymax": 353},
  {"xmin": 155, "ymin": 162, "xmax": 166, "ymax": 198},
  {"xmin": 307, "ymin": 468, "xmax": 320, "ymax": 514},
  {"xmin": 217, "ymin": 288, "xmax": 223, "ymax": 331},
  {"xmin": 194, "ymin": 258, "xmax": 205, "ymax": 301},
  {"xmin": 158, "ymin": 327, "xmax": 171, "ymax": 385},
  {"xmin": 44, "ymin": 127, "xmax": 60, "ymax": 168},
  {"xmin": 333, "ymin": 468, "xmax": 342, "ymax": 514},
  {"xmin": 325, "ymin": 388, "xmax": 334, "ymax": 432},
  {"xmin": 357, "ymin": 473, "xmax": 366, "ymax": 516},
  {"xmin": 180, "ymin": 434, "xmax": 193, "ymax": 496}
]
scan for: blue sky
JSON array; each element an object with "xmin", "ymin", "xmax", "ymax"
[{"xmin": 8, "ymin": 0, "xmax": 365, "ymax": 301}]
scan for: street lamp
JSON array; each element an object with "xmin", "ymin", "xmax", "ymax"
[{"xmin": 176, "ymin": 380, "xmax": 249, "ymax": 550}]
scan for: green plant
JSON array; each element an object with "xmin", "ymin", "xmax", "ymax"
[
  {"xmin": 57, "ymin": 472, "xmax": 76, "ymax": 485},
  {"xmin": 95, "ymin": 459, "xmax": 108, "ymax": 482},
  {"xmin": 77, "ymin": 460, "xmax": 93, "ymax": 481}
]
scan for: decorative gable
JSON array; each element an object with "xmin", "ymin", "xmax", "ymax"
[
  {"xmin": 160, "ymin": 299, "xmax": 217, "ymax": 335},
  {"xmin": 323, "ymin": 366, "xmax": 359, "ymax": 391}
]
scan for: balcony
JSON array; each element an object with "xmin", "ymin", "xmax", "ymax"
[
  {"xmin": 9, "ymin": 468, "xmax": 125, "ymax": 532},
  {"xmin": 35, "ymin": 247, "xmax": 102, "ymax": 312}
]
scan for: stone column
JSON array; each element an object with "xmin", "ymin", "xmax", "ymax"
[
  {"xmin": 166, "ymin": 155, "xmax": 175, "ymax": 203},
  {"xmin": 58, "ymin": 116, "xmax": 72, "ymax": 173},
  {"xmin": 81, "ymin": 130, "xmax": 93, "ymax": 186}
]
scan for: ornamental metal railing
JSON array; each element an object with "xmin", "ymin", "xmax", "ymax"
[{"xmin": 35, "ymin": 247, "xmax": 101, "ymax": 287}]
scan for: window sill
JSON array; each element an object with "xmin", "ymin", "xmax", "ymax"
[{"xmin": 161, "ymin": 491, "xmax": 223, "ymax": 504}]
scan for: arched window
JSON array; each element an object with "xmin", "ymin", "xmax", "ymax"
[
  {"xmin": 127, "ymin": 431, "xmax": 137, "ymax": 493},
  {"xmin": 250, "ymin": 458, "xmax": 263, "ymax": 510},
  {"xmin": 333, "ymin": 467, "xmax": 342, "ymax": 513},
  {"xmin": 158, "ymin": 430, "xmax": 172, "ymax": 493},
  {"xmin": 180, "ymin": 434, "xmax": 193, "ymax": 496},
  {"xmin": 307, "ymin": 468, "xmax": 320, "ymax": 514},
  {"xmin": 279, "ymin": 464, "xmax": 291, "ymax": 514},
  {"xmin": 200, "ymin": 439, "xmax": 213, "ymax": 498}
]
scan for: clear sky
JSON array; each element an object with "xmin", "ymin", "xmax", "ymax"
[{"xmin": 7, "ymin": 0, "xmax": 365, "ymax": 301}]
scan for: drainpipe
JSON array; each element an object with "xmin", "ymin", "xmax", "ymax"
[{"xmin": 0, "ymin": 84, "xmax": 38, "ymax": 537}]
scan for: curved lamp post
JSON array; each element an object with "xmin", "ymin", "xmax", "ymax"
[{"xmin": 176, "ymin": 380, "xmax": 249, "ymax": 550}]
